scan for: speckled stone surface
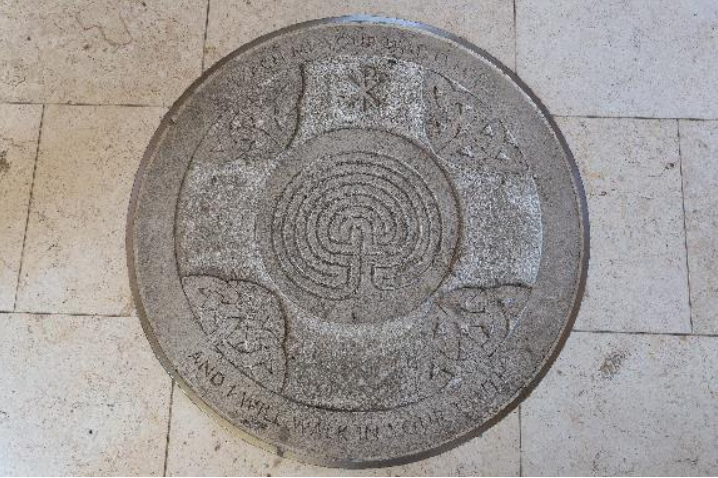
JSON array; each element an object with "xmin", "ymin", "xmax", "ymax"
[
  {"xmin": 16, "ymin": 105, "xmax": 165, "ymax": 315},
  {"xmin": 680, "ymin": 120, "xmax": 718, "ymax": 335},
  {"xmin": 516, "ymin": 0, "xmax": 718, "ymax": 119},
  {"xmin": 522, "ymin": 332, "xmax": 718, "ymax": 476},
  {"xmin": 129, "ymin": 17, "xmax": 588, "ymax": 467},
  {"xmin": 560, "ymin": 118, "xmax": 690, "ymax": 334},
  {"xmin": 0, "ymin": 314, "xmax": 171, "ymax": 476},
  {"xmin": 0, "ymin": 104, "xmax": 42, "ymax": 311},
  {"xmin": 0, "ymin": 0, "xmax": 206, "ymax": 105}
]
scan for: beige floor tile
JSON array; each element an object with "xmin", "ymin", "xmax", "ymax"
[
  {"xmin": 0, "ymin": 0, "xmax": 206, "ymax": 106},
  {"xmin": 0, "ymin": 105, "xmax": 42, "ymax": 311},
  {"xmin": 0, "ymin": 313, "xmax": 172, "ymax": 476},
  {"xmin": 521, "ymin": 331, "xmax": 718, "ymax": 476},
  {"xmin": 680, "ymin": 120, "xmax": 718, "ymax": 335},
  {"xmin": 15, "ymin": 105, "xmax": 165, "ymax": 315},
  {"xmin": 166, "ymin": 384, "xmax": 520, "ymax": 476},
  {"xmin": 204, "ymin": 0, "xmax": 515, "ymax": 71},
  {"xmin": 558, "ymin": 117, "xmax": 690, "ymax": 333},
  {"xmin": 516, "ymin": 0, "xmax": 718, "ymax": 118}
]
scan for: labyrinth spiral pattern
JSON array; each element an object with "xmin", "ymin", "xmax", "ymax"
[
  {"xmin": 271, "ymin": 152, "xmax": 443, "ymax": 300},
  {"xmin": 259, "ymin": 129, "xmax": 459, "ymax": 324}
]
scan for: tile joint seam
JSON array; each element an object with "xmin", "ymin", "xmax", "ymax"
[
  {"xmin": 676, "ymin": 119, "xmax": 695, "ymax": 334},
  {"xmin": 12, "ymin": 104, "xmax": 45, "ymax": 312}
]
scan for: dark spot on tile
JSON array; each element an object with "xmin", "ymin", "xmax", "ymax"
[
  {"xmin": 599, "ymin": 350, "xmax": 627, "ymax": 379},
  {"xmin": 0, "ymin": 150, "xmax": 10, "ymax": 177}
]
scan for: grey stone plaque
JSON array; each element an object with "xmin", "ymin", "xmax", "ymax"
[{"xmin": 128, "ymin": 16, "xmax": 589, "ymax": 467}]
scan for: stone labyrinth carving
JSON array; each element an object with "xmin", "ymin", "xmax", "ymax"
[
  {"xmin": 129, "ymin": 17, "xmax": 589, "ymax": 467},
  {"xmin": 257, "ymin": 129, "xmax": 459, "ymax": 324}
]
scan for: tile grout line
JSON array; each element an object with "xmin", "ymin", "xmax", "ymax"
[
  {"xmin": 518, "ymin": 404, "xmax": 523, "ymax": 477},
  {"xmin": 201, "ymin": 0, "xmax": 211, "ymax": 72},
  {"xmin": 676, "ymin": 119, "xmax": 694, "ymax": 334},
  {"xmin": 555, "ymin": 114, "xmax": 718, "ymax": 122},
  {"xmin": 12, "ymin": 104, "xmax": 45, "ymax": 312},
  {"xmin": 163, "ymin": 381, "xmax": 175, "ymax": 477},
  {"xmin": 0, "ymin": 100, "xmax": 167, "ymax": 108},
  {"xmin": 572, "ymin": 328, "xmax": 717, "ymax": 338},
  {"xmin": 8, "ymin": 310, "xmax": 136, "ymax": 318}
]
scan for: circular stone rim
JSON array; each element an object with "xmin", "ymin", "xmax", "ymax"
[{"xmin": 127, "ymin": 15, "xmax": 590, "ymax": 469}]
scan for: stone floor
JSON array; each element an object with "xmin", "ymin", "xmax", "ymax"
[{"xmin": 0, "ymin": 1, "xmax": 716, "ymax": 476}]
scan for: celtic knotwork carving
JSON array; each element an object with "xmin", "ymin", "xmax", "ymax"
[
  {"xmin": 202, "ymin": 69, "xmax": 301, "ymax": 165},
  {"xmin": 389, "ymin": 285, "xmax": 533, "ymax": 403},
  {"xmin": 181, "ymin": 276, "xmax": 287, "ymax": 392},
  {"xmin": 283, "ymin": 283, "xmax": 532, "ymax": 411},
  {"xmin": 258, "ymin": 129, "xmax": 459, "ymax": 324},
  {"xmin": 424, "ymin": 72, "xmax": 528, "ymax": 174},
  {"xmin": 430, "ymin": 285, "xmax": 531, "ymax": 362}
]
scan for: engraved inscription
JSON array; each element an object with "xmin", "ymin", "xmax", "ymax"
[
  {"xmin": 186, "ymin": 350, "xmax": 475, "ymax": 443},
  {"xmin": 182, "ymin": 277, "xmax": 287, "ymax": 392}
]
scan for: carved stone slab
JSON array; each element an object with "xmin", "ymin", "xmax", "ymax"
[{"xmin": 128, "ymin": 16, "xmax": 589, "ymax": 467}]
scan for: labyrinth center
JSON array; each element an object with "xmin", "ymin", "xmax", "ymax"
[{"xmin": 258, "ymin": 129, "xmax": 459, "ymax": 324}]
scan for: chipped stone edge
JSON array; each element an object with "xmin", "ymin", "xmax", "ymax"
[{"xmin": 126, "ymin": 15, "xmax": 590, "ymax": 469}]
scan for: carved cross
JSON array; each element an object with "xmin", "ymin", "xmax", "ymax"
[{"xmin": 345, "ymin": 66, "xmax": 385, "ymax": 112}]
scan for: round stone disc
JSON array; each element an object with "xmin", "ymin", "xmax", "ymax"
[{"xmin": 128, "ymin": 16, "xmax": 589, "ymax": 467}]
